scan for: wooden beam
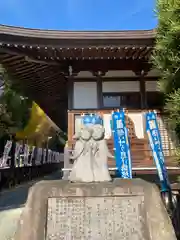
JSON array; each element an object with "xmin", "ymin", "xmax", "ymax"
[
  {"xmin": 71, "ymin": 59, "xmax": 151, "ymax": 72},
  {"xmin": 25, "ymin": 56, "xmax": 59, "ymax": 66}
]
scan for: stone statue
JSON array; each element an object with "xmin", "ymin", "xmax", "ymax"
[
  {"xmin": 69, "ymin": 124, "xmax": 113, "ymax": 182},
  {"xmin": 91, "ymin": 124, "xmax": 113, "ymax": 182},
  {"xmin": 69, "ymin": 125, "xmax": 94, "ymax": 182}
]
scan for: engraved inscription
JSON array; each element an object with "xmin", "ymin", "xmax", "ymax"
[{"xmin": 46, "ymin": 196, "xmax": 148, "ymax": 240}]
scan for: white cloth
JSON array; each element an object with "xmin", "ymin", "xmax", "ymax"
[
  {"xmin": 69, "ymin": 139, "xmax": 112, "ymax": 182},
  {"xmin": 69, "ymin": 124, "xmax": 112, "ymax": 183},
  {"xmin": 69, "ymin": 140, "xmax": 95, "ymax": 182},
  {"xmin": 92, "ymin": 140, "xmax": 111, "ymax": 182}
]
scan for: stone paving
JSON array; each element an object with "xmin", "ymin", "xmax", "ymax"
[{"xmin": 0, "ymin": 171, "xmax": 61, "ymax": 240}]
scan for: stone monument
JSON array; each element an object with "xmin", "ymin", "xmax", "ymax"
[{"xmin": 14, "ymin": 115, "xmax": 176, "ymax": 240}]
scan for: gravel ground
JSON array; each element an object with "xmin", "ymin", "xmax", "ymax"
[{"xmin": 0, "ymin": 171, "xmax": 61, "ymax": 240}]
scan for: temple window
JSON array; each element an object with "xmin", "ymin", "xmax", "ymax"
[
  {"xmin": 102, "ymin": 81, "xmax": 140, "ymax": 109},
  {"xmin": 73, "ymin": 82, "xmax": 98, "ymax": 109},
  {"xmin": 103, "ymin": 93, "xmax": 141, "ymax": 109}
]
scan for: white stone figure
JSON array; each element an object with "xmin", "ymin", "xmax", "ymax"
[
  {"xmin": 69, "ymin": 126, "xmax": 95, "ymax": 182},
  {"xmin": 63, "ymin": 132, "xmax": 82, "ymax": 180},
  {"xmin": 91, "ymin": 124, "xmax": 112, "ymax": 182},
  {"xmin": 69, "ymin": 124, "xmax": 113, "ymax": 182}
]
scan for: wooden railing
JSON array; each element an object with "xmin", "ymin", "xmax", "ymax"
[{"xmin": 67, "ymin": 109, "xmax": 178, "ymax": 169}]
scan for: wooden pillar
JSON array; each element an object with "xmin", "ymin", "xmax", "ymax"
[
  {"xmin": 93, "ymin": 71, "xmax": 105, "ymax": 109},
  {"xmin": 67, "ymin": 77, "xmax": 74, "ymax": 110},
  {"xmin": 135, "ymin": 70, "xmax": 147, "ymax": 109},
  {"xmin": 140, "ymin": 75, "xmax": 147, "ymax": 109},
  {"xmin": 97, "ymin": 77, "xmax": 103, "ymax": 109}
]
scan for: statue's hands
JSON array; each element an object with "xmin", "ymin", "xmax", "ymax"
[
  {"xmin": 69, "ymin": 158, "xmax": 74, "ymax": 164},
  {"xmin": 69, "ymin": 151, "xmax": 79, "ymax": 160},
  {"xmin": 69, "ymin": 154, "xmax": 75, "ymax": 160}
]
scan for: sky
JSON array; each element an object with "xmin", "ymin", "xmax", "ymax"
[{"xmin": 0, "ymin": 0, "xmax": 157, "ymax": 30}]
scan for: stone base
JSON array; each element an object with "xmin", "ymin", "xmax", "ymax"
[{"xmin": 14, "ymin": 179, "xmax": 176, "ymax": 240}]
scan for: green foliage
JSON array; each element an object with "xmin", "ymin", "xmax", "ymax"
[
  {"xmin": 152, "ymin": 0, "xmax": 180, "ymax": 94},
  {"xmin": 48, "ymin": 131, "xmax": 67, "ymax": 152},
  {"xmin": 165, "ymin": 89, "xmax": 180, "ymax": 139},
  {"xmin": 153, "ymin": 0, "xmax": 180, "ymax": 141},
  {"xmin": 153, "ymin": 0, "xmax": 180, "ymax": 159},
  {"xmin": 0, "ymin": 66, "xmax": 32, "ymax": 137}
]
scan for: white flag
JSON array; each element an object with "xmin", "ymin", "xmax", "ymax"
[{"xmin": 0, "ymin": 141, "xmax": 12, "ymax": 168}]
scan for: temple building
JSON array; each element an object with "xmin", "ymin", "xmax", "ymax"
[{"xmin": 0, "ymin": 25, "xmax": 178, "ymax": 175}]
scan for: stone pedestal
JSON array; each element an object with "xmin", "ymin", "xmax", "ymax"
[
  {"xmin": 14, "ymin": 179, "xmax": 176, "ymax": 240},
  {"xmin": 62, "ymin": 146, "xmax": 72, "ymax": 180}
]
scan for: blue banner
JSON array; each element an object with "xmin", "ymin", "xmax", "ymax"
[
  {"xmin": 112, "ymin": 110, "xmax": 132, "ymax": 179},
  {"xmin": 145, "ymin": 111, "xmax": 170, "ymax": 192},
  {"xmin": 82, "ymin": 114, "xmax": 103, "ymax": 126}
]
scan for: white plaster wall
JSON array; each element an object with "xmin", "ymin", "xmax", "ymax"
[
  {"xmin": 103, "ymin": 113, "xmax": 144, "ymax": 139},
  {"xmin": 104, "ymin": 70, "xmax": 136, "ymax": 78},
  {"xmin": 74, "ymin": 115, "xmax": 82, "ymax": 134},
  {"xmin": 102, "ymin": 81, "xmax": 140, "ymax": 93},
  {"xmin": 146, "ymin": 81, "xmax": 160, "ymax": 92},
  {"xmin": 74, "ymin": 71, "xmax": 95, "ymax": 78},
  {"xmin": 103, "ymin": 114, "xmax": 112, "ymax": 139},
  {"xmin": 73, "ymin": 82, "xmax": 98, "ymax": 109}
]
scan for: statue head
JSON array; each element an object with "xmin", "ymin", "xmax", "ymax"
[
  {"xmin": 73, "ymin": 125, "xmax": 93, "ymax": 142},
  {"xmin": 73, "ymin": 113, "xmax": 104, "ymax": 143},
  {"xmin": 79, "ymin": 125, "xmax": 93, "ymax": 141},
  {"xmin": 92, "ymin": 124, "xmax": 105, "ymax": 141}
]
